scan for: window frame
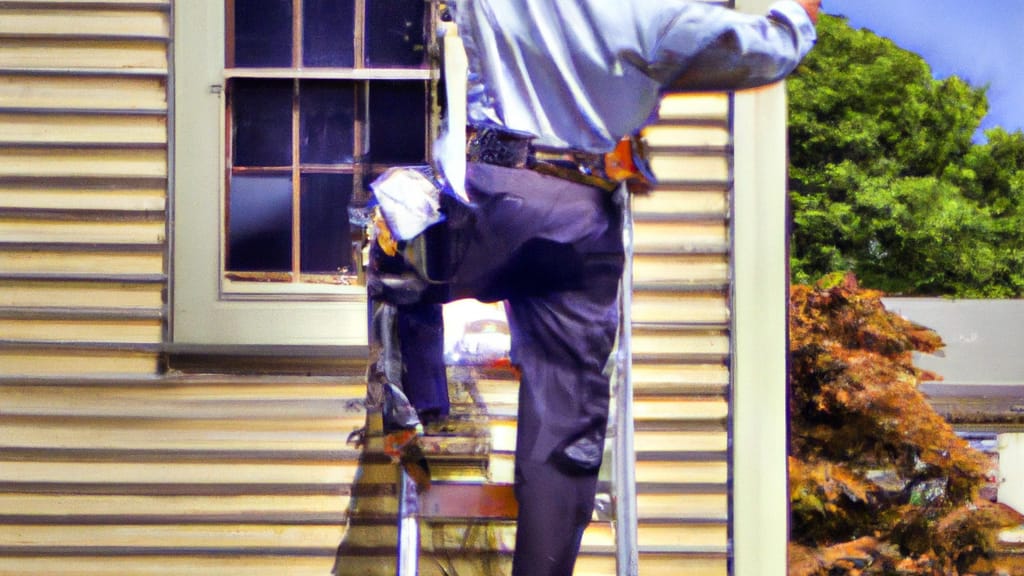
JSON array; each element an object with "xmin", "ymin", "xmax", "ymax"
[
  {"xmin": 170, "ymin": 0, "xmax": 440, "ymax": 346},
  {"xmin": 220, "ymin": 0, "xmax": 438, "ymax": 296}
]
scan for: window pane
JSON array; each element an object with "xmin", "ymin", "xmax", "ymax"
[
  {"xmin": 300, "ymin": 173, "xmax": 354, "ymax": 274},
  {"xmin": 303, "ymin": 0, "xmax": 355, "ymax": 67},
  {"xmin": 232, "ymin": 78, "xmax": 293, "ymax": 167},
  {"xmin": 368, "ymin": 81, "xmax": 427, "ymax": 164},
  {"xmin": 300, "ymin": 81, "xmax": 356, "ymax": 165},
  {"xmin": 233, "ymin": 0, "xmax": 293, "ymax": 67},
  {"xmin": 364, "ymin": 0, "xmax": 427, "ymax": 67},
  {"xmin": 228, "ymin": 174, "xmax": 293, "ymax": 272}
]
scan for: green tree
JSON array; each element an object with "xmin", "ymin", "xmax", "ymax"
[
  {"xmin": 787, "ymin": 15, "xmax": 1024, "ymax": 297},
  {"xmin": 788, "ymin": 275, "xmax": 1022, "ymax": 575},
  {"xmin": 949, "ymin": 128, "xmax": 1024, "ymax": 293}
]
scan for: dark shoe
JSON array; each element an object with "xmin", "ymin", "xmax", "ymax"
[
  {"xmin": 381, "ymin": 383, "xmax": 432, "ymax": 493},
  {"xmin": 383, "ymin": 428, "xmax": 431, "ymax": 493}
]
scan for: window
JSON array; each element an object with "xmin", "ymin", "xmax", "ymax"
[{"xmin": 224, "ymin": 0, "xmax": 434, "ymax": 289}]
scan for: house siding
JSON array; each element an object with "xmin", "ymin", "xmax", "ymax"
[
  {"xmin": 0, "ymin": 0, "xmax": 171, "ymax": 376},
  {"xmin": 623, "ymin": 93, "xmax": 732, "ymax": 576}
]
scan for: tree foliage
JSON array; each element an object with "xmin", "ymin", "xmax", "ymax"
[
  {"xmin": 788, "ymin": 16, "xmax": 1024, "ymax": 297},
  {"xmin": 788, "ymin": 275, "xmax": 1022, "ymax": 575}
]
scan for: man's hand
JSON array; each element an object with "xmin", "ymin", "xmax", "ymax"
[{"xmin": 794, "ymin": 0, "xmax": 821, "ymax": 23}]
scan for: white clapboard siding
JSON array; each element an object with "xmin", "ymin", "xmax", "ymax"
[
  {"xmin": 0, "ymin": 74, "xmax": 168, "ymax": 111},
  {"xmin": 0, "ymin": 280, "xmax": 163, "ymax": 309},
  {"xmin": 0, "ymin": 375, "xmax": 391, "ymax": 576},
  {"xmin": 0, "ymin": 9, "xmax": 169, "ymax": 38},
  {"xmin": 601, "ymin": 90, "xmax": 734, "ymax": 575},
  {"xmin": 0, "ymin": 0, "xmax": 170, "ymax": 376},
  {"xmin": 0, "ymin": 114, "xmax": 167, "ymax": 145},
  {"xmin": 0, "ymin": 40, "xmax": 167, "ymax": 70}
]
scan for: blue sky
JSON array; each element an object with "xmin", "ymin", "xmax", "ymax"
[{"xmin": 824, "ymin": 0, "xmax": 1023, "ymax": 137}]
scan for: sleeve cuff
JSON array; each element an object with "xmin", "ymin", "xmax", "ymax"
[{"xmin": 768, "ymin": 0, "xmax": 818, "ymax": 59}]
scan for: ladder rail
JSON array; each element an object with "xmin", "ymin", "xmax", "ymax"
[{"xmin": 614, "ymin": 185, "xmax": 640, "ymax": 576}]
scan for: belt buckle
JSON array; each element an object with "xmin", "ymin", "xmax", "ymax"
[{"xmin": 467, "ymin": 126, "xmax": 530, "ymax": 168}]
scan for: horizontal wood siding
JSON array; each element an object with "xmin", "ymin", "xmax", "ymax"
[
  {"xmin": 0, "ymin": 375, "xmax": 375, "ymax": 576},
  {"xmin": 0, "ymin": 0, "xmax": 170, "ymax": 376}
]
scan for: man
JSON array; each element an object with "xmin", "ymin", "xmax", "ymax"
[{"xmin": 370, "ymin": 1, "xmax": 820, "ymax": 574}]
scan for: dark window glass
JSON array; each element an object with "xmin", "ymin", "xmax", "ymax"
[
  {"xmin": 228, "ymin": 175, "xmax": 293, "ymax": 272},
  {"xmin": 234, "ymin": 0, "xmax": 293, "ymax": 67},
  {"xmin": 368, "ymin": 81, "xmax": 427, "ymax": 163},
  {"xmin": 364, "ymin": 0, "xmax": 427, "ymax": 67},
  {"xmin": 300, "ymin": 173, "xmax": 354, "ymax": 273},
  {"xmin": 232, "ymin": 79, "xmax": 293, "ymax": 167},
  {"xmin": 303, "ymin": 0, "xmax": 355, "ymax": 67},
  {"xmin": 300, "ymin": 81, "xmax": 356, "ymax": 164}
]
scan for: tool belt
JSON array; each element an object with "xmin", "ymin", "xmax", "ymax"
[{"xmin": 466, "ymin": 126, "xmax": 655, "ymax": 194}]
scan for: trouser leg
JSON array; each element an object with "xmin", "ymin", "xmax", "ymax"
[
  {"xmin": 367, "ymin": 219, "xmax": 452, "ymax": 420},
  {"xmin": 511, "ymin": 457, "xmax": 600, "ymax": 576},
  {"xmin": 505, "ymin": 254, "xmax": 622, "ymax": 575},
  {"xmin": 447, "ymin": 164, "xmax": 623, "ymax": 576},
  {"xmin": 396, "ymin": 302, "xmax": 449, "ymax": 422}
]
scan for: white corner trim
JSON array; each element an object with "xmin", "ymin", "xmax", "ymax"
[{"xmin": 731, "ymin": 81, "xmax": 790, "ymax": 576}]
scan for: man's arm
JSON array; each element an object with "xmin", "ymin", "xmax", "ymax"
[{"xmin": 651, "ymin": 0, "xmax": 820, "ymax": 93}]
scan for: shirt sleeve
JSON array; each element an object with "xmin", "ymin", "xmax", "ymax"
[{"xmin": 634, "ymin": 0, "xmax": 818, "ymax": 93}]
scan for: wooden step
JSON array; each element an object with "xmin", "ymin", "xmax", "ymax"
[
  {"xmin": 419, "ymin": 482, "xmax": 517, "ymax": 520},
  {"xmin": 578, "ymin": 554, "xmax": 727, "ymax": 576}
]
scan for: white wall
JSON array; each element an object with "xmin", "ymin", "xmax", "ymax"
[{"xmin": 999, "ymin": 433, "xmax": 1024, "ymax": 514}]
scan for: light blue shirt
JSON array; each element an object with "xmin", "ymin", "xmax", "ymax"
[{"xmin": 453, "ymin": 0, "xmax": 817, "ymax": 153}]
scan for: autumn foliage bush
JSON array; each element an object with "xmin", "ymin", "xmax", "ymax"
[{"xmin": 788, "ymin": 274, "xmax": 1022, "ymax": 575}]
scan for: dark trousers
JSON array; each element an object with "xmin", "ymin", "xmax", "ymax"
[{"xmin": 397, "ymin": 162, "xmax": 624, "ymax": 575}]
